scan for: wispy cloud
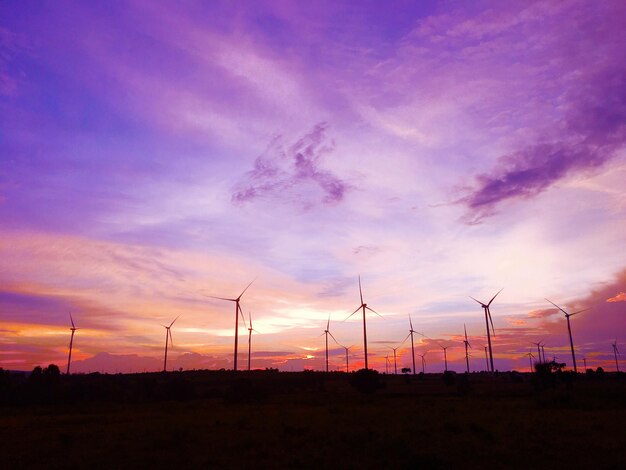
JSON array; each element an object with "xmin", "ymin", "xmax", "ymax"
[
  {"xmin": 232, "ymin": 123, "xmax": 348, "ymax": 207},
  {"xmin": 454, "ymin": 2, "xmax": 626, "ymax": 223}
]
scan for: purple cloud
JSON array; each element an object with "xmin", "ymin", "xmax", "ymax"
[
  {"xmin": 232, "ymin": 123, "xmax": 348, "ymax": 207},
  {"xmin": 457, "ymin": 10, "xmax": 626, "ymax": 223}
]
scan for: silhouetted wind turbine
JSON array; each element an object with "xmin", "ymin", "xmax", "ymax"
[
  {"xmin": 344, "ymin": 276, "xmax": 383, "ymax": 370},
  {"xmin": 343, "ymin": 345, "xmax": 353, "ymax": 373},
  {"xmin": 246, "ymin": 312, "xmax": 260, "ymax": 371},
  {"xmin": 390, "ymin": 346, "xmax": 400, "ymax": 375},
  {"xmin": 162, "ymin": 315, "xmax": 179, "ymax": 372},
  {"xmin": 612, "ymin": 340, "xmax": 620, "ymax": 372},
  {"xmin": 321, "ymin": 315, "xmax": 340, "ymax": 372},
  {"xmin": 66, "ymin": 313, "xmax": 79, "ymax": 375},
  {"xmin": 462, "ymin": 324, "xmax": 472, "ymax": 373},
  {"xmin": 531, "ymin": 341, "xmax": 543, "ymax": 364},
  {"xmin": 441, "ymin": 345, "xmax": 449, "ymax": 372},
  {"xmin": 526, "ymin": 350, "xmax": 535, "ymax": 373},
  {"xmin": 583, "ymin": 357, "xmax": 587, "ymax": 370},
  {"xmin": 385, "ymin": 354, "xmax": 390, "ymax": 374},
  {"xmin": 470, "ymin": 289, "xmax": 501, "ymax": 372},
  {"xmin": 418, "ymin": 353, "xmax": 426, "ymax": 374},
  {"xmin": 541, "ymin": 344, "xmax": 546, "ymax": 363},
  {"xmin": 401, "ymin": 315, "xmax": 422, "ymax": 375},
  {"xmin": 480, "ymin": 345, "xmax": 488, "ymax": 371},
  {"xmin": 206, "ymin": 280, "xmax": 254, "ymax": 371},
  {"xmin": 546, "ymin": 298, "xmax": 589, "ymax": 373}
]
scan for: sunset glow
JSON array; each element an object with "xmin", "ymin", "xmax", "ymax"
[{"xmin": 1, "ymin": 1, "xmax": 625, "ymax": 374}]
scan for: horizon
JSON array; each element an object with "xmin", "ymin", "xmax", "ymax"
[{"xmin": 1, "ymin": 1, "xmax": 625, "ymax": 374}]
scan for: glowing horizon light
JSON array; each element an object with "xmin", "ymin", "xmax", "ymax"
[{"xmin": 0, "ymin": 1, "xmax": 624, "ymax": 374}]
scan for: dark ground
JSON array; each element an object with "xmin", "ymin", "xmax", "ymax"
[{"xmin": 1, "ymin": 368, "xmax": 625, "ymax": 469}]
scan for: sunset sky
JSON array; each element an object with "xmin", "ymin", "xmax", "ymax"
[{"xmin": 1, "ymin": 0, "xmax": 625, "ymax": 374}]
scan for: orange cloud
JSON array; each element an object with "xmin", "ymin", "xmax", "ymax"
[{"xmin": 606, "ymin": 292, "xmax": 626, "ymax": 302}]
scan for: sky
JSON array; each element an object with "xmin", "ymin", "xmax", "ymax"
[{"xmin": 1, "ymin": 0, "xmax": 625, "ymax": 374}]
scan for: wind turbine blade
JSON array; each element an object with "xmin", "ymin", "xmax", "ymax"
[
  {"xmin": 206, "ymin": 295, "xmax": 236, "ymax": 302},
  {"xmin": 366, "ymin": 306, "xmax": 384, "ymax": 319},
  {"xmin": 409, "ymin": 314, "xmax": 414, "ymax": 331},
  {"xmin": 569, "ymin": 308, "xmax": 589, "ymax": 317},
  {"xmin": 248, "ymin": 312, "xmax": 253, "ymax": 330},
  {"xmin": 545, "ymin": 298, "xmax": 567, "ymax": 315},
  {"xmin": 237, "ymin": 278, "xmax": 256, "ymax": 300},
  {"xmin": 69, "ymin": 312, "xmax": 75, "ymax": 329},
  {"xmin": 328, "ymin": 331, "xmax": 341, "ymax": 345},
  {"xmin": 343, "ymin": 306, "xmax": 361, "ymax": 321},
  {"xmin": 464, "ymin": 324, "xmax": 468, "ymax": 342},
  {"xmin": 238, "ymin": 304, "xmax": 247, "ymax": 329},
  {"xmin": 358, "ymin": 275, "xmax": 364, "ymax": 305},
  {"xmin": 487, "ymin": 288, "xmax": 503, "ymax": 307},
  {"xmin": 169, "ymin": 315, "xmax": 180, "ymax": 328},
  {"xmin": 327, "ymin": 314, "xmax": 330, "ymax": 331},
  {"xmin": 469, "ymin": 296, "xmax": 484, "ymax": 306},
  {"xmin": 487, "ymin": 309, "xmax": 496, "ymax": 337},
  {"xmin": 169, "ymin": 329, "xmax": 173, "ymax": 347},
  {"xmin": 400, "ymin": 333, "xmax": 411, "ymax": 345}
]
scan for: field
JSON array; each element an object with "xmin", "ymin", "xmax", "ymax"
[{"xmin": 1, "ymin": 369, "xmax": 625, "ymax": 469}]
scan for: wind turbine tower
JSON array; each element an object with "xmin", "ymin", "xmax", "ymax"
[
  {"xmin": 246, "ymin": 312, "xmax": 260, "ymax": 371},
  {"xmin": 613, "ymin": 341, "xmax": 620, "ymax": 372},
  {"xmin": 162, "ymin": 315, "xmax": 179, "ymax": 372},
  {"xmin": 441, "ymin": 346, "xmax": 449, "ymax": 372},
  {"xmin": 206, "ymin": 280, "xmax": 254, "ymax": 371},
  {"xmin": 531, "ymin": 341, "xmax": 543, "ymax": 364},
  {"xmin": 390, "ymin": 346, "xmax": 399, "ymax": 375},
  {"xmin": 470, "ymin": 289, "xmax": 502, "ymax": 372},
  {"xmin": 321, "ymin": 315, "xmax": 340, "ymax": 372},
  {"xmin": 418, "ymin": 353, "xmax": 426, "ymax": 374},
  {"xmin": 463, "ymin": 324, "xmax": 472, "ymax": 373},
  {"xmin": 345, "ymin": 276, "xmax": 383, "ymax": 370},
  {"xmin": 546, "ymin": 299, "xmax": 588, "ymax": 373},
  {"xmin": 66, "ymin": 313, "xmax": 78, "ymax": 375},
  {"xmin": 403, "ymin": 315, "xmax": 422, "ymax": 375}
]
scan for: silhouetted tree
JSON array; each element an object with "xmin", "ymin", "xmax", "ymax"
[
  {"xmin": 401, "ymin": 367, "xmax": 411, "ymax": 374},
  {"xmin": 349, "ymin": 368, "xmax": 383, "ymax": 394}
]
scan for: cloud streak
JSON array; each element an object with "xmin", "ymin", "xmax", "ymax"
[
  {"xmin": 456, "ymin": 2, "xmax": 626, "ymax": 223},
  {"xmin": 232, "ymin": 123, "xmax": 348, "ymax": 207}
]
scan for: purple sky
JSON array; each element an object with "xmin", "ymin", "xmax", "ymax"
[{"xmin": 1, "ymin": 0, "xmax": 625, "ymax": 373}]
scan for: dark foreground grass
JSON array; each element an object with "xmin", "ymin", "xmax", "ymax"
[{"xmin": 1, "ymin": 372, "xmax": 625, "ymax": 469}]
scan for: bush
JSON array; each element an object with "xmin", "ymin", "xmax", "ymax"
[{"xmin": 349, "ymin": 368, "xmax": 383, "ymax": 394}]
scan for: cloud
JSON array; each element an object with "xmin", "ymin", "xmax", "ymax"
[
  {"xmin": 232, "ymin": 123, "xmax": 348, "ymax": 207},
  {"xmin": 457, "ymin": 3, "xmax": 626, "ymax": 223},
  {"xmin": 607, "ymin": 292, "xmax": 626, "ymax": 303}
]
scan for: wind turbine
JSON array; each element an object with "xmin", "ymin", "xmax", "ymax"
[
  {"xmin": 66, "ymin": 313, "xmax": 79, "ymax": 375},
  {"xmin": 612, "ymin": 340, "xmax": 620, "ymax": 372},
  {"xmin": 162, "ymin": 315, "xmax": 179, "ymax": 372},
  {"xmin": 389, "ymin": 346, "xmax": 400, "ymax": 375},
  {"xmin": 583, "ymin": 357, "xmax": 587, "ymax": 370},
  {"xmin": 531, "ymin": 341, "xmax": 543, "ymax": 364},
  {"xmin": 343, "ymin": 345, "xmax": 353, "ymax": 373},
  {"xmin": 246, "ymin": 312, "xmax": 261, "ymax": 371},
  {"xmin": 321, "ymin": 315, "xmax": 340, "ymax": 372},
  {"xmin": 441, "ymin": 345, "xmax": 449, "ymax": 372},
  {"xmin": 546, "ymin": 298, "xmax": 589, "ymax": 373},
  {"xmin": 401, "ymin": 315, "xmax": 422, "ymax": 375},
  {"xmin": 206, "ymin": 280, "xmax": 254, "ymax": 371},
  {"xmin": 541, "ymin": 344, "xmax": 546, "ymax": 363},
  {"xmin": 526, "ymin": 350, "xmax": 536, "ymax": 373},
  {"xmin": 462, "ymin": 324, "xmax": 472, "ymax": 373},
  {"xmin": 470, "ymin": 289, "xmax": 501, "ymax": 372},
  {"xmin": 418, "ymin": 353, "xmax": 426, "ymax": 374},
  {"xmin": 344, "ymin": 276, "xmax": 383, "ymax": 370},
  {"xmin": 480, "ymin": 345, "xmax": 489, "ymax": 372},
  {"xmin": 385, "ymin": 354, "xmax": 390, "ymax": 374}
]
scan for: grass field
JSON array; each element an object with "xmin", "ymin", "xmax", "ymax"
[{"xmin": 1, "ymin": 370, "xmax": 625, "ymax": 469}]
